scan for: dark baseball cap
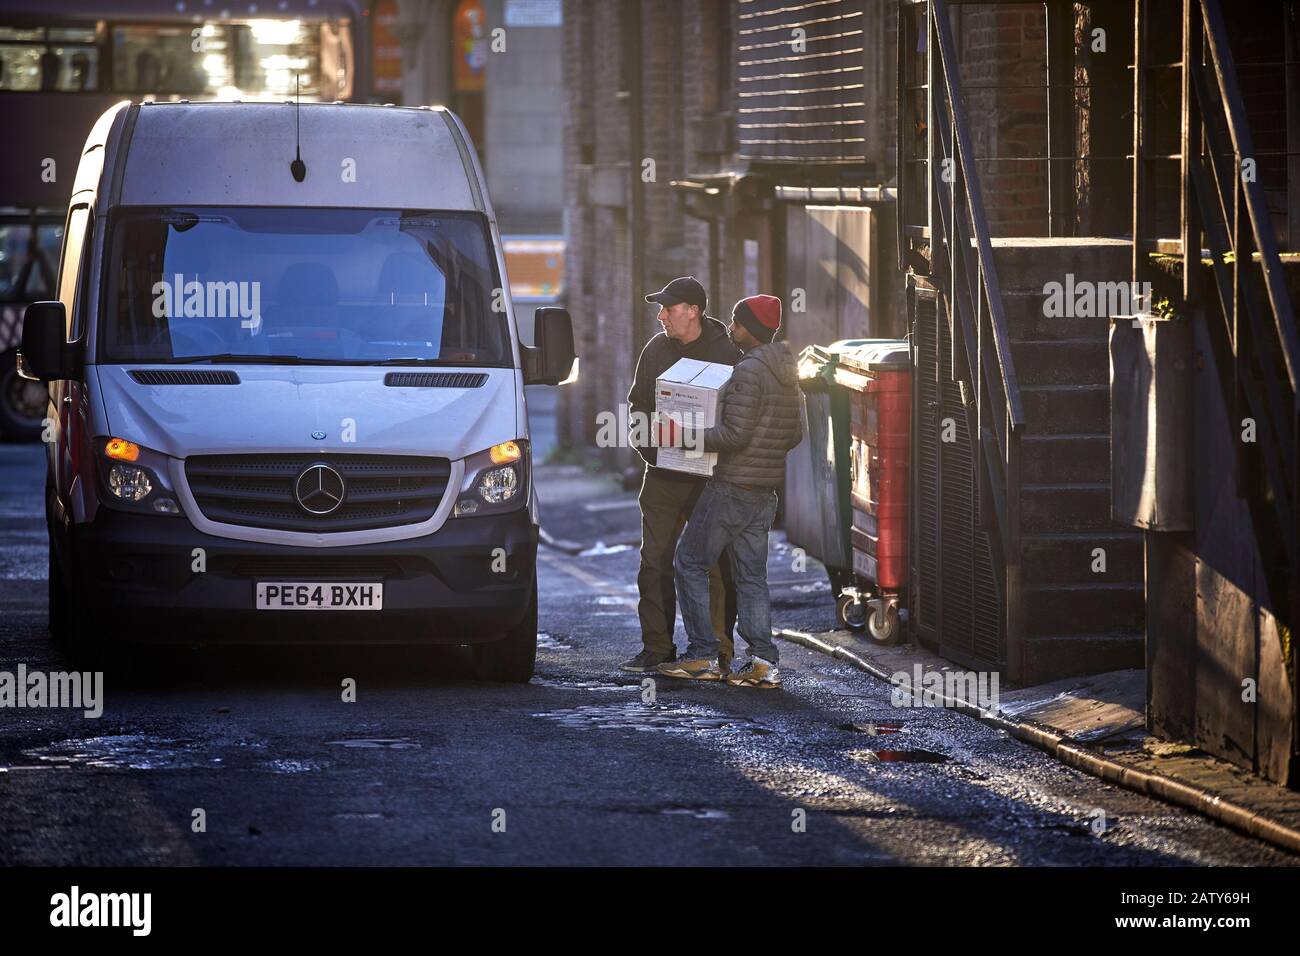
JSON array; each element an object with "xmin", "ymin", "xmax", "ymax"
[{"xmin": 645, "ymin": 276, "xmax": 707, "ymax": 310}]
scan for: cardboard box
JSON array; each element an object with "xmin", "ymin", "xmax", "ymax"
[{"xmin": 654, "ymin": 358, "xmax": 733, "ymax": 476}]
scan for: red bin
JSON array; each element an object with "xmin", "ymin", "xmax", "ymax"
[{"xmin": 832, "ymin": 341, "xmax": 911, "ymax": 643}]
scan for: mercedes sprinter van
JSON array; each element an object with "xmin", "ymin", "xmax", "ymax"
[{"xmin": 19, "ymin": 101, "xmax": 576, "ymax": 682}]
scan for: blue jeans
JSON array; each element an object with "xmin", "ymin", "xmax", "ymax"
[{"xmin": 674, "ymin": 480, "xmax": 780, "ymax": 664}]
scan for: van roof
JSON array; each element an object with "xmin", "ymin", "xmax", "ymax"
[{"xmin": 116, "ymin": 101, "xmax": 482, "ymax": 212}]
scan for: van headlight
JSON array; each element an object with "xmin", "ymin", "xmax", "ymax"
[
  {"xmin": 453, "ymin": 440, "xmax": 528, "ymax": 516},
  {"xmin": 95, "ymin": 437, "xmax": 184, "ymax": 516}
]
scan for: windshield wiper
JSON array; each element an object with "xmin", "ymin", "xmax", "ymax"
[
  {"xmin": 166, "ymin": 353, "xmax": 307, "ymax": 365},
  {"xmin": 366, "ymin": 357, "xmax": 449, "ymax": 366}
]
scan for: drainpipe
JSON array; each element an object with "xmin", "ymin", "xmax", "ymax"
[{"xmin": 625, "ymin": 0, "xmax": 646, "ymax": 350}]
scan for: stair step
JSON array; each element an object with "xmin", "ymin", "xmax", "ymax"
[
  {"xmin": 1022, "ymin": 632, "xmax": 1146, "ymax": 684},
  {"xmin": 1011, "ymin": 338, "xmax": 1109, "ymax": 386},
  {"xmin": 1022, "ymin": 434, "xmax": 1110, "ymax": 483},
  {"xmin": 1021, "ymin": 482, "xmax": 1123, "ymax": 533},
  {"xmin": 1002, "ymin": 291, "xmax": 1118, "ymax": 341},
  {"xmin": 986, "ymin": 237, "xmax": 1133, "ymax": 294},
  {"xmin": 1020, "ymin": 384, "xmax": 1110, "ymax": 436},
  {"xmin": 1022, "ymin": 532, "xmax": 1143, "ymax": 587},
  {"xmin": 1024, "ymin": 584, "xmax": 1145, "ymax": 636}
]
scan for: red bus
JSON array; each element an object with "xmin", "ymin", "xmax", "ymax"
[{"xmin": 0, "ymin": 0, "xmax": 370, "ymax": 439}]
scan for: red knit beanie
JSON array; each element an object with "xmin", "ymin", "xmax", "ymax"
[{"xmin": 733, "ymin": 294, "xmax": 782, "ymax": 343}]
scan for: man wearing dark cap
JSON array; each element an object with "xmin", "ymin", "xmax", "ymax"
[
  {"xmin": 659, "ymin": 294, "xmax": 803, "ymax": 689},
  {"xmin": 620, "ymin": 276, "xmax": 742, "ymax": 674}
]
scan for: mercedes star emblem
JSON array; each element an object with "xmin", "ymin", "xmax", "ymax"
[{"xmin": 294, "ymin": 463, "xmax": 346, "ymax": 515}]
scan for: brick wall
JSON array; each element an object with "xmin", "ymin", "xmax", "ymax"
[
  {"xmin": 958, "ymin": 3, "xmax": 1050, "ymax": 237},
  {"xmin": 559, "ymin": 0, "xmax": 902, "ymax": 459}
]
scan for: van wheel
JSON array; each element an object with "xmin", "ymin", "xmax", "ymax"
[
  {"xmin": 0, "ymin": 349, "xmax": 46, "ymax": 442},
  {"xmin": 471, "ymin": 578, "xmax": 537, "ymax": 683}
]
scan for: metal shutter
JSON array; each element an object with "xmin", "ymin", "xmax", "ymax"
[{"xmin": 735, "ymin": 0, "xmax": 867, "ymax": 163}]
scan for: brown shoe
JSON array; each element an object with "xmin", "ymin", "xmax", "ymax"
[
  {"xmin": 620, "ymin": 649, "xmax": 675, "ymax": 673},
  {"xmin": 726, "ymin": 657, "xmax": 782, "ymax": 689},
  {"xmin": 656, "ymin": 657, "xmax": 723, "ymax": 681}
]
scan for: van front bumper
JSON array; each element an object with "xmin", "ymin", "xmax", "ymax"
[{"xmin": 67, "ymin": 507, "xmax": 538, "ymax": 645}]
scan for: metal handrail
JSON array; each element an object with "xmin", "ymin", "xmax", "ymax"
[
  {"xmin": 1175, "ymin": 0, "xmax": 1300, "ymax": 576},
  {"xmin": 1199, "ymin": 0, "xmax": 1300, "ymax": 394},
  {"xmin": 920, "ymin": 0, "xmax": 1027, "ymax": 676},
  {"xmin": 930, "ymin": 0, "xmax": 1026, "ymax": 432}
]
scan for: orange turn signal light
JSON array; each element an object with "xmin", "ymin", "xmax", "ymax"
[
  {"xmin": 489, "ymin": 440, "xmax": 522, "ymax": 465},
  {"xmin": 104, "ymin": 438, "xmax": 141, "ymax": 462}
]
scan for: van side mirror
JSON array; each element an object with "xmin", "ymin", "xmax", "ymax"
[
  {"xmin": 523, "ymin": 307, "xmax": 577, "ymax": 386},
  {"xmin": 18, "ymin": 301, "xmax": 79, "ymax": 382}
]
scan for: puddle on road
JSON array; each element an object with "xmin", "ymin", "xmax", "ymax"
[
  {"xmin": 534, "ymin": 701, "xmax": 770, "ymax": 736},
  {"xmin": 0, "ymin": 544, "xmax": 49, "ymax": 581},
  {"xmin": 578, "ymin": 542, "xmax": 634, "ymax": 557},
  {"xmin": 840, "ymin": 721, "xmax": 905, "ymax": 736},
  {"xmin": 792, "ymin": 580, "xmax": 831, "ymax": 593},
  {"xmin": 532, "ymin": 676, "xmax": 636, "ymax": 692},
  {"xmin": 536, "ymin": 632, "xmax": 573, "ymax": 651},
  {"xmin": 660, "ymin": 807, "xmax": 730, "ymax": 820},
  {"xmin": 326, "ymin": 738, "xmax": 420, "ymax": 749},
  {"xmin": 23, "ymin": 734, "xmax": 219, "ymax": 771},
  {"xmin": 849, "ymin": 747, "xmax": 951, "ymax": 764},
  {"xmin": 262, "ymin": 759, "xmax": 323, "ymax": 773}
]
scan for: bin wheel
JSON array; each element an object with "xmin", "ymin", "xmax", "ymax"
[
  {"xmin": 867, "ymin": 604, "xmax": 901, "ymax": 646},
  {"xmin": 826, "ymin": 567, "xmax": 856, "ymax": 594},
  {"xmin": 836, "ymin": 592, "xmax": 867, "ymax": 632}
]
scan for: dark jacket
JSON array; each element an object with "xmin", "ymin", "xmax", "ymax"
[
  {"xmin": 627, "ymin": 316, "xmax": 741, "ymax": 474},
  {"xmin": 704, "ymin": 341, "xmax": 803, "ymax": 488}
]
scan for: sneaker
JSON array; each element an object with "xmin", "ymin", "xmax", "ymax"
[
  {"xmin": 656, "ymin": 657, "xmax": 723, "ymax": 681},
  {"xmin": 619, "ymin": 649, "xmax": 675, "ymax": 673},
  {"xmin": 719, "ymin": 654, "xmax": 733, "ymax": 677},
  {"xmin": 726, "ymin": 657, "xmax": 781, "ymax": 689}
]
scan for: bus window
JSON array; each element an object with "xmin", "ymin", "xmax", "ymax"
[
  {"xmin": 0, "ymin": 218, "xmax": 61, "ymax": 302},
  {"xmin": 111, "ymin": 20, "xmax": 345, "ymax": 100},
  {"xmin": 0, "ymin": 25, "xmax": 99, "ymax": 92}
]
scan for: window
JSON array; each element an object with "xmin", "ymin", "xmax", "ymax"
[
  {"xmin": 104, "ymin": 207, "xmax": 510, "ymax": 367},
  {"xmin": 58, "ymin": 205, "xmax": 90, "ymax": 336},
  {"xmin": 0, "ymin": 216, "xmax": 62, "ymax": 302},
  {"xmin": 0, "ymin": 25, "xmax": 98, "ymax": 91}
]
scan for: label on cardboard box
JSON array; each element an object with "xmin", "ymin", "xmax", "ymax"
[{"xmin": 654, "ymin": 358, "xmax": 734, "ymax": 476}]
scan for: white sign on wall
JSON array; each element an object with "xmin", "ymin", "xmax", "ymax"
[{"xmin": 505, "ymin": 0, "xmax": 562, "ymax": 27}]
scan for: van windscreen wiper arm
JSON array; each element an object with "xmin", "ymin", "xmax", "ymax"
[{"xmin": 166, "ymin": 353, "xmax": 306, "ymax": 364}]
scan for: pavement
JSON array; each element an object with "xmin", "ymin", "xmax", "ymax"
[
  {"xmin": 0, "ymin": 439, "xmax": 1297, "ymax": 865},
  {"xmin": 774, "ymin": 627, "xmax": 1300, "ymax": 854}
]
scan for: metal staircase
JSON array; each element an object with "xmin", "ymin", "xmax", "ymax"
[{"xmin": 900, "ymin": 0, "xmax": 1146, "ymax": 682}]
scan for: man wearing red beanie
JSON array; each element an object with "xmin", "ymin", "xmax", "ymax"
[{"xmin": 658, "ymin": 294, "xmax": 803, "ymax": 689}]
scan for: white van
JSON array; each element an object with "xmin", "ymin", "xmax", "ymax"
[{"xmin": 19, "ymin": 101, "xmax": 576, "ymax": 682}]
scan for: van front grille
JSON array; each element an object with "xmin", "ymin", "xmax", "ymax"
[
  {"xmin": 184, "ymin": 454, "xmax": 452, "ymax": 532},
  {"xmin": 227, "ymin": 556, "xmax": 405, "ymax": 578}
]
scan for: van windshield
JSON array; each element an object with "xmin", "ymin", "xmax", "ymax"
[{"xmin": 101, "ymin": 207, "xmax": 511, "ymax": 366}]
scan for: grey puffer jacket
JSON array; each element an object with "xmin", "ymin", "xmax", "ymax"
[{"xmin": 703, "ymin": 341, "xmax": 803, "ymax": 488}]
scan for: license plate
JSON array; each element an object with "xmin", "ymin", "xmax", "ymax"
[{"xmin": 255, "ymin": 582, "xmax": 384, "ymax": 610}]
